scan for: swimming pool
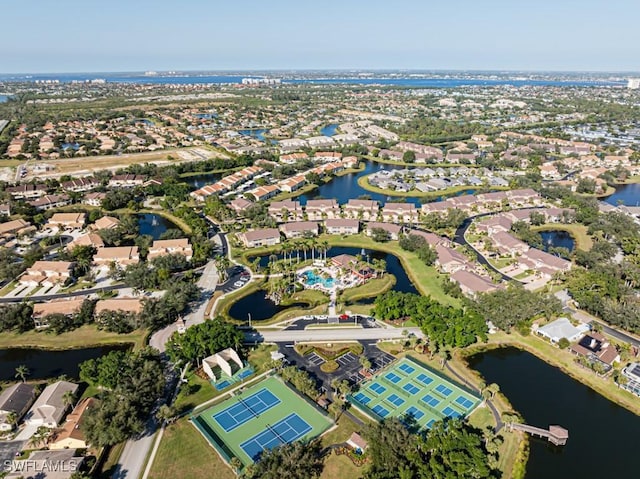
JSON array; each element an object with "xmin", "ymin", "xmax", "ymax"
[{"xmin": 302, "ymin": 270, "xmax": 335, "ymax": 288}]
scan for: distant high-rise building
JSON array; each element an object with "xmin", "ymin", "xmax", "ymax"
[{"xmin": 627, "ymin": 78, "xmax": 640, "ymax": 89}]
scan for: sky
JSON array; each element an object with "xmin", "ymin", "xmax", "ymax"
[{"xmin": 1, "ymin": 0, "xmax": 639, "ymax": 73}]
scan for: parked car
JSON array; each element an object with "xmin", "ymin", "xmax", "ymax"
[
  {"xmin": 233, "ymin": 281, "xmax": 244, "ymax": 287},
  {"xmin": 339, "ymin": 314, "xmax": 350, "ymax": 320}
]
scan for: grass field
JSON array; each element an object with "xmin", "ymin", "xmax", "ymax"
[
  {"xmin": 0, "ymin": 325, "xmax": 147, "ymax": 350},
  {"xmin": 349, "ymin": 357, "xmax": 480, "ymax": 429},
  {"xmin": 192, "ymin": 376, "xmax": 333, "ymax": 467},
  {"xmin": 357, "ymin": 175, "xmax": 506, "ymax": 199}
]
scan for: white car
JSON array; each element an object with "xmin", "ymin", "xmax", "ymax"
[{"xmin": 233, "ymin": 281, "xmax": 245, "ymax": 287}]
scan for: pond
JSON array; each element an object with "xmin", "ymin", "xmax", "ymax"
[
  {"xmin": 468, "ymin": 347, "xmax": 640, "ymax": 479},
  {"xmin": 138, "ymin": 213, "xmax": 181, "ymax": 239},
  {"xmin": 603, "ymin": 183, "xmax": 640, "ymax": 206},
  {"xmin": 320, "ymin": 123, "xmax": 339, "ymax": 137},
  {"xmin": 539, "ymin": 230, "xmax": 575, "ymax": 252},
  {"xmin": 228, "ymin": 289, "xmax": 308, "ymax": 322},
  {"xmin": 182, "ymin": 172, "xmax": 222, "ymax": 190},
  {"xmin": 0, "ymin": 344, "xmax": 131, "ymax": 381},
  {"xmin": 300, "ymin": 160, "xmax": 484, "ymax": 206}
]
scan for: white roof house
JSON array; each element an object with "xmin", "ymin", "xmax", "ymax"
[
  {"xmin": 534, "ymin": 318, "xmax": 589, "ymax": 344},
  {"xmin": 24, "ymin": 381, "xmax": 78, "ymax": 428},
  {"xmin": 202, "ymin": 348, "xmax": 244, "ymax": 381}
]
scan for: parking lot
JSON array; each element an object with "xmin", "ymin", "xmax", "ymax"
[{"xmin": 216, "ymin": 265, "xmax": 251, "ymax": 294}]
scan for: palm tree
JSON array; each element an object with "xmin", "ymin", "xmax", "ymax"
[
  {"xmin": 229, "ymin": 456, "xmax": 243, "ymax": 474},
  {"xmin": 487, "ymin": 383, "xmax": 500, "ymax": 399},
  {"xmin": 359, "ymin": 356, "xmax": 372, "ymax": 373},
  {"xmin": 62, "ymin": 390, "xmax": 76, "ymax": 409},
  {"xmin": 156, "ymin": 404, "xmax": 178, "ymax": 424},
  {"xmin": 15, "ymin": 365, "xmax": 30, "ymax": 383}
]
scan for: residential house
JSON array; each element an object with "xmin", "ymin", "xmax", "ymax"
[
  {"xmin": 93, "ymin": 246, "xmax": 140, "ymax": 268},
  {"xmin": 49, "ymin": 398, "xmax": 97, "ymax": 450},
  {"xmin": 91, "ymin": 215, "xmax": 120, "ymax": 231},
  {"xmin": 0, "ymin": 203, "xmax": 10, "ymax": 216},
  {"xmin": 6, "ymin": 449, "xmax": 84, "ymax": 479},
  {"xmin": 147, "ymin": 238, "xmax": 193, "ymax": 261},
  {"xmin": 314, "ymin": 151, "xmax": 342, "ymax": 162},
  {"xmin": 20, "ymin": 261, "xmax": 74, "ymax": 288},
  {"xmin": 450, "ymin": 270, "xmax": 500, "ymax": 298},
  {"xmin": 229, "ymin": 197, "xmax": 253, "ymax": 214},
  {"xmin": 535, "ymin": 317, "xmax": 589, "ymax": 344},
  {"xmin": 94, "ymin": 298, "xmax": 143, "ymax": 317},
  {"xmin": 66, "ymin": 233, "xmax": 105, "ymax": 251},
  {"xmin": 83, "ymin": 192, "xmax": 107, "ymax": 207},
  {"xmin": 277, "ymin": 175, "xmax": 306, "ymax": 193},
  {"xmin": 61, "ymin": 177, "xmax": 99, "ymax": 192},
  {"xmin": 237, "ymin": 228, "xmax": 281, "ymax": 248},
  {"xmin": 279, "ymin": 152, "xmax": 308, "ymax": 164},
  {"xmin": 32, "ymin": 299, "xmax": 85, "ymax": 329},
  {"xmin": 0, "ymin": 383, "xmax": 36, "ymax": 431},
  {"xmin": 344, "ymin": 199, "xmax": 379, "ymax": 221},
  {"xmin": 382, "ymin": 203, "xmax": 419, "ymax": 223},
  {"xmin": 492, "ymin": 232, "xmax": 529, "ymax": 256},
  {"xmin": 0, "ymin": 219, "xmax": 35, "ymax": 243},
  {"xmin": 108, "ymin": 174, "xmax": 146, "ymax": 188},
  {"xmin": 325, "ymin": 218, "xmax": 359, "ymax": 235},
  {"xmin": 305, "ymin": 199, "xmax": 340, "ymax": 220},
  {"xmin": 268, "ymin": 200, "xmax": 304, "ymax": 222},
  {"xmin": 570, "ymin": 332, "xmax": 620, "ymax": 367},
  {"xmin": 366, "ymin": 222, "xmax": 402, "ymax": 240},
  {"xmin": 29, "ymin": 194, "xmax": 71, "ymax": 211},
  {"xmin": 46, "ymin": 212, "xmax": 86, "ymax": 231},
  {"xmin": 406, "ymin": 229, "xmax": 449, "ymax": 248},
  {"xmin": 280, "ymin": 221, "xmax": 319, "ymax": 239},
  {"xmin": 249, "ymin": 184, "xmax": 280, "ymax": 202},
  {"xmin": 435, "ymin": 245, "xmax": 470, "ymax": 274},
  {"xmin": 6, "ymin": 183, "xmax": 47, "ymax": 199},
  {"xmin": 24, "ymin": 381, "xmax": 79, "ymax": 428}
]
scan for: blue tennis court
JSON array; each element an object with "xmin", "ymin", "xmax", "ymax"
[
  {"xmin": 455, "ymin": 396, "xmax": 475, "ymax": 409},
  {"xmin": 402, "ymin": 382, "xmax": 420, "ymax": 395},
  {"xmin": 398, "ymin": 363, "xmax": 415, "ymax": 374},
  {"xmin": 370, "ymin": 383, "xmax": 387, "ymax": 395},
  {"xmin": 416, "ymin": 373, "xmax": 433, "ymax": 386},
  {"xmin": 426, "ymin": 419, "xmax": 436, "ymax": 428},
  {"xmin": 385, "ymin": 372, "xmax": 402, "ymax": 384},
  {"xmin": 405, "ymin": 406, "xmax": 424, "ymax": 420},
  {"xmin": 422, "ymin": 394, "xmax": 440, "ymax": 408},
  {"xmin": 442, "ymin": 406, "xmax": 461, "ymax": 419},
  {"xmin": 435, "ymin": 384, "xmax": 453, "ymax": 397},
  {"xmin": 353, "ymin": 392, "xmax": 371, "ymax": 405},
  {"xmin": 240, "ymin": 413, "xmax": 311, "ymax": 460},
  {"xmin": 213, "ymin": 388, "xmax": 280, "ymax": 432},
  {"xmin": 215, "ymin": 380, "xmax": 232, "ymax": 391},
  {"xmin": 372, "ymin": 404, "xmax": 390, "ymax": 417},
  {"xmin": 387, "ymin": 394, "xmax": 405, "ymax": 407}
]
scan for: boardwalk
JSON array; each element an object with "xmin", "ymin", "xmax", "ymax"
[{"xmin": 507, "ymin": 422, "xmax": 569, "ymax": 446}]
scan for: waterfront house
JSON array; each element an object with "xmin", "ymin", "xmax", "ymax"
[
  {"xmin": 24, "ymin": 380, "xmax": 79, "ymax": 428},
  {"xmin": 237, "ymin": 228, "xmax": 281, "ymax": 248},
  {"xmin": 277, "ymin": 175, "xmax": 306, "ymax": 193},
  {"xmin": 147, "ymin": 238, "xmax": 193, "ymax": 261},
  {"xmin": 249, "ymin": 184, "xmax": 280, "ymax": 202},
  {"xmin": 365, "ymin": 222, "xmax": 402, "ymax": 240},
  {"xmin": 535, "ymin": 318, "xmax": 589, "ymax": 344},
  {"xmin": 49, "ymin": 398, "xmax": 97, "ymax": 450},
  {"xmin": 0, "ymin": 383, "xmax": 36, "ymax": 431},
  {"xmin": 94, "ymin": 297, "xmax": 143, "ymax": 317},
  {"xmin": 90, "ymin": 215, "xmax": 120, "ymax": 231},
  {"xmin": 570, "ymin": 332, "xmax": 620, "ymax": 367},
  {"xmin": 325, "ymin": 218, "xmax": 360, "ymax": 235},
  {"xmin": 32, "ymin": 299, "xmax": 85, "ymax": 328},
  {"xmin": 435, "ymin": 245, "xmax": 471, "ymax": 274},
  {"xmin": 450, "ymin": 270, "xmax": 500, "ymax": 298},
  {"xmin": 492, "ymin": 232, "xmax": 529, "ymax": 256},
  {"xmin": 381, "ymin": 203, "xmax": 419, "ymax": 223},
  {"xmin": 406, "ymin": 229, "xmax": 449, "ymax": 248},
  {"xmin": 93, "ymin": 246, "xmax": 140, "ymax": 268},
  {"xmin": 280, "ymin": 221, "xmax": 319, "ymax": 239}
]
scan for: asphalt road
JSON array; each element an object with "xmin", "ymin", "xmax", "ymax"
[{"xmin": 246, "ymin": 326, "xmax": 424, "ymax": 343}]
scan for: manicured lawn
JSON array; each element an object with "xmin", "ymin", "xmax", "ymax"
[
  {"xmin": 338, "ymin": 274, "xmax": 395, "ymax": 304},
  {"xmin": 321, "ymin": 453, "xmax": 364, "ymax": 479},
  {"xmin": 357, "ymin": 175, "xmax": 493, "ymax": 199},
  {"xmin": 148, "ymin": 418, "xmax": 235, "ymax": 479},
  {"xmin": 0, "ymin": 325, "xmax": 147, "ymax": 350},
  {"xmin": 531, "ymin": 223, "xmax": 593, "ymax": 251},
  {"xmin": 174, "ymin": 372, "xmax": 220, "ymax": 414}
]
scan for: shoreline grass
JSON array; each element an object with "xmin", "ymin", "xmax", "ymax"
[
  {"xmin": 530, "ymin": 223, "xmax": 593, "ymax": 251},
  {"xmin": 0, "ymin": 325, "xmax": 147, "ymax": 350}
]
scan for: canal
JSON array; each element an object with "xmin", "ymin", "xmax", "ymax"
[
  {"xmin": 0, "ymin": 344, "xmax": 131, "ymax": 381},
  {"xmin": 468, "ymin": 347, "xmax": 640, "ymax": 479}
]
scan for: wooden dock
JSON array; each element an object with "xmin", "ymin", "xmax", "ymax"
[{"xmin": 507, "ymin": 423, "xmax": 569, "ymax": 446}]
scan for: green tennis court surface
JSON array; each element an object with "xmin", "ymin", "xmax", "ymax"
[
  {"xmin": 192, "ymin": 376, "xmax": 333, "ymax": 467},
  {"xmin": 349, "ymin": 356, "xmax": 480, "ymax": 430}
]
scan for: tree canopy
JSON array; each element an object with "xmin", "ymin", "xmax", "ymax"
[{"xmin": 165, "ymin": 317, "xmax": 244, "ymax": 364}]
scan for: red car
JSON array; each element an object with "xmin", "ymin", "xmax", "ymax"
[{"xmin": 339, "ymin": 314, "xmax": 350, "ymax": 320}]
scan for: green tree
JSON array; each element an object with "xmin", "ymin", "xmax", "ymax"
[
  {"xmin": 242, "ymin": 438, "xmax": 324, "ymax": 479},
  {"xmin": 15, "ymin": 364, "xmax": 30, "ymax": 382}
]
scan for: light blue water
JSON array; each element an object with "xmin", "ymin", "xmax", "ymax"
[
  {"xmin": 303, "ymin": 270, "xmax": 335, "ymax": 288},
  {"xmin": 320, "ymin": 124, "xmax": 338, "ymax": 136}
]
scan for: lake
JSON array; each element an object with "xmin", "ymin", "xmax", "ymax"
[
  {"xmin": 0, "ymin": 344, "xmax": 131, "ymax": 381},
  {"xmin": 228, "ymin": 290, "xmax": 308, "ymax": 321},
  {"xmin": 0, "ymin": 95, "xmax": 8, "ymax": 103},
  {"xmin": 539, "ymin": 230, "xmax": 575, "ymax": 252},
  {"xmin": 138, "ymin": 213, "xmax": 181, "ymax": 239},
  {"xmin": 468, "ymin": 347, "xmax": 640, "ymax": 479},
  {"xmin": 183, "ymin": 172, "xmax": 222, "ymax": 190},
  {"xmin": 603, "ymin": 183, "xmax": 640, "ymax": 206}
]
